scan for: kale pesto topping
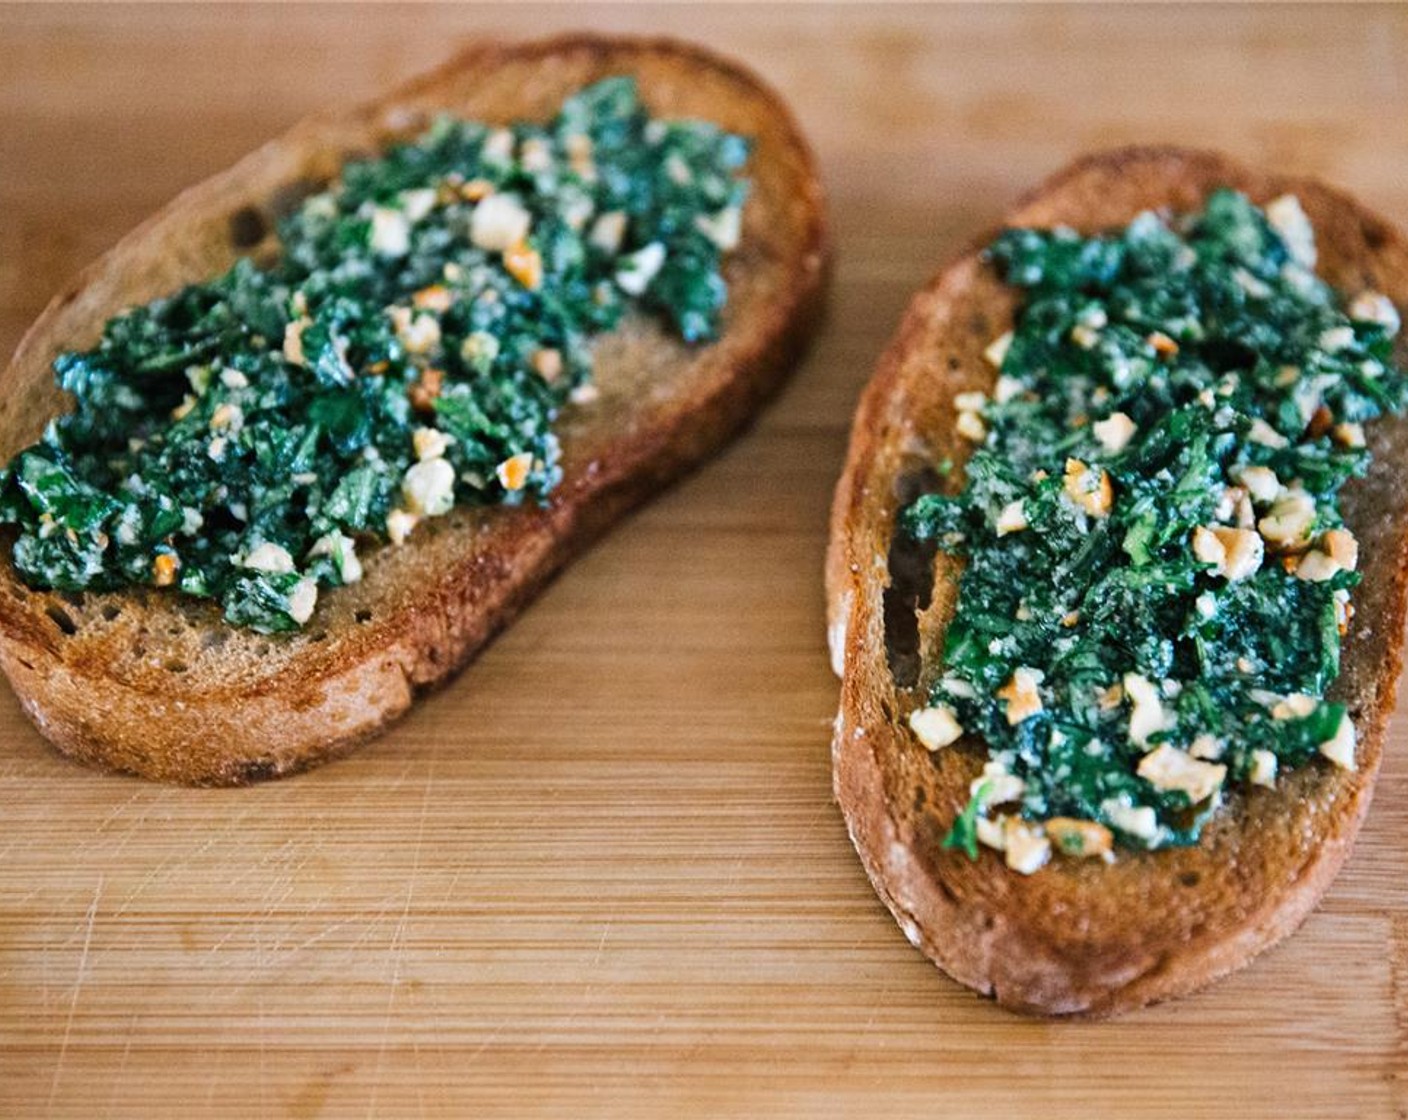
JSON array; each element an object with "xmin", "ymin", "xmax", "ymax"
[
  {"xmin": 0, "ymin": 78, "xmax": 749, "ymax": 632},
  {"xmin": 903, "ymin": 189, "xmax": 1406, "ymax": 869}
]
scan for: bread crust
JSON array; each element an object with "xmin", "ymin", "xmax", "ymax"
[
  {"xmin": 0, "ymin": 33, "xmax": 829, "ymax": 784},
  {"xmin": 827, "ymin": 147, "xmax": 1408, "ymax": 1016}
]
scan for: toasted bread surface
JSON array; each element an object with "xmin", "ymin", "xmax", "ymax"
[
  {"xmin": 827, "ymin": 147, "xmax": 1408, "ymax": 1016},
  {"xmin": 0, "ymin": 34, "xmax": 828, "ymax": 784}
]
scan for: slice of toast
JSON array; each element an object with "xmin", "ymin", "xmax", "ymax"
[
  {"xmin": 826, "ymin": 147, "xmax": 1408, "ymax": 1016},
  {"xmin": 0, "ymin": 34, "xmax": 829, "ymax": 784}
]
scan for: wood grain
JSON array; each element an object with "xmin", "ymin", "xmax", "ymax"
[{"xmin": 0, "ymin": 4, "xmax": 1405, "ymax": 1116}]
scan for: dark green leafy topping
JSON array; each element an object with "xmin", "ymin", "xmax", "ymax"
[
  {"xmin": 904, "ymin": 190, "xmax": 1406, "ymax": 859},
  {"xmin": 0, "ymin": 78, "xmax": 750, "ymax": 632}
]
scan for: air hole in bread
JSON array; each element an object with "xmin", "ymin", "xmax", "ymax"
[
  {"xmin": 884, "ymin": 467, "xmax": 942, "ymax": 688},
  {"xmin": 228, "ymin": 206, "xmax": 268, "ymax": 248},
  {"xmin": 59, "ymin": 590, "xmax": 84, "ymax": 607},
  {"xmin": 101, "ymin": 604, "xmax": 120, "ymax": 621},
  {"xmin": 354, "ymin": 609, "xmax": 373, "ymax": 624},
  {"xmin": 254, "ymin": 642, "xmax": 271, "ymax": 657},
  {"xmin": 45, "ymin": 605, "xmax": 78, "ymax": 637},
  {"xmin": 310, "ymin": 631, "xmax": 328, "ymax": 643},
  {"xmin": 1180, "ymin": 872, "xmax": 1201, "ymax": 888},
  {"xmin": 201, "ymin": 629, "xmax": 227, "ymax": 650},
  {"xmin": 165, "ymin": 659, "xmax": 188, "ymax": 674}
]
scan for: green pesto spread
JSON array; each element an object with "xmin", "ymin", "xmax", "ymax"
[
  {"xmin": 0, "ymin": 78, "xmax": 749, "ymax": 632},
  {"xmin": 903, "ymin": 189, "xmax": 1406, "ymax": 869}
]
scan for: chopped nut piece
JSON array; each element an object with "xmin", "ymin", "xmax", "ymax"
[
  {"xmin": 972, "ymin": 762, "xmax": 1026, "ymax": 808},
  {"xmin": 1097, "ymin": 682, "xmax": 1124, "ymax": 711},
  {"xmin": 1092, "ymin": 411, "xmax": 1137, "ymax": 454},
  {"xmin": 412, "ymin": 426, "xmax": 451, "ymax": 462},
  {"xmin": 975, "ymin": 816, "xmax": 1007, "ymax": 851},
  {"xmin": 1295, "ymin": 550, "xmax": 1341, "ymax": 583},
  {"xmin": 1044, "ymin": 817, "xmax": 1113, "ymax": 859},
  {"xmin": 589, "ymin": 210, "xmax": 628, "ymax": 254},
  {"xmin": 908, "ymin": 705, "xmax": 964, "ymax": 751},
  {"xmin": 1235, "ymin": 465, "xmax": 1281, "ymax": 504},
  {"xmin": 1248, "ymin": 749, "xmax": 1279, "ymax": 788},
  {"xmin": 496, "ymin": 451, "xmax": 534, "ymax": 492},
  {"xmin": 408, "ymin": 367, "xmax": 444, "ymax": 412},
  {"xmin": 1192, "ymin": 525, "xmax": 1263, "ymax": 582},
  {"xmin": 695, "ymin": 206, "xmax": 742, "ymax": 251},
  {"xmin": 1265, "ymin": 194, "xmax": 1317, "ymax": 267},
  {"xmin": 391, "ymin": 307, "xmax": 442, "ymax": 354},
  {"xmin": 1137, "ymin": 744, "xmax": 1226, "ymax": 803},
  {"xmin": 616, "ymin": 242, "xmax": 666, "ymax": 295},
  {"xmin": 152, "ymin": 552, "xmax": 179, "ymax": 587},
  {"xmin": 412, "ymin": 284, "xmax": 453, "ymax": 312},
  {"xmin": 955, "ymin": 411, "xmax": 987, "ymax": 442},
  {"xmin": 993, "ymin": 374, "xmax": 1024, "ymax": 403},
  {"xmin": 470, "ymin": 192, "xmax": 532, "ymax": 252},
  {"xmin": 1248, "ymin": 418, "xmax": 1289, "ymax": 449},
  {"xmin": 1070, "ymin": 323, "xmax": 1100, "ymax": 350},
  {"xmin": 459, "ymin": 178, "xmax": 494, "ymax": 202},
  {"xmin": 983, "ymin": 331, "xmax": 1013, "ymax": 369},
  {"xmin": 1123, "ymin": 673, "xmax": 1170, "ymax": 746},
  {"xmin": 1061, "ymin": 610, "xmax": 1080, "ymax": 628},
  {"xmin": 954, "ymin": 391, "xmax": 987, "ymax": 413},
  {"xmin": 996, "ymin": 666, "xmax": 1044, "ymax": 725},
  {"xmin": 1003, "ymin": 818, "xmax": 1051, "ymax": 874},
  {"xmin": 1318, "ymin": 326, "xmax": 1355, "ymax": 352},
  {"xmin": 1322, "ymin": 528, "xmax": 1358, "ymax": 570},
  {"xmin": 402, "ymin": 458, "xmax": 456, "ymax": 517},
  {"xmin": 1063, "ymin": 458, "xmax": 1113, "ymax": 518},
  {"xmin": 369, "ymin": 207, "xmax": 410, "ymax": 257},
  {"xmin": 1189, "ymin": 734, "xmax": 1226, "ymax": 761},
  {"xmin": 995, "ymin": 500, "xmax": 1028, "ymax": 536},
  {"xmin": 386, "ymin": 508, "xmax": 419, "ymax": 545},
  {"xmin": 1258, "ymin": 490, "xmax": 1316, "ymax": 552},
  {"xmin": 1332, "ymin": 421, "xmax": 1366, "ymax": 448},
  {"xmin": 531, "ymin": 348, "xmax": 564, "ymax": 384},
  {"xmin": 1348, "ymin": 290, "xmax": 1400, "ymax": 333},
  {"xmin": 242, "ymin": 542, "xmax": 295, "ymax": 574},
  {"xmin": 1319, "ymin": 713, "xmax": 1356, "ymax": 770},
  {"xmin": 282, "ymin": 319, "xmax": 308, "ymax": 367},
  {"xmin": 1101, "ymin": 798, "xmax": 1160, "ymax": 843},
  {"xmin": 1272, "ymin": 693, "xmax": 1317, "ymax": 720},
  {"xmin": 1147, "ymin": 330, "xmax": 1179, "ymax": 357},
  {"xmin": 503, "ymin": 241, "xmax": 543, "ymax": 290}
]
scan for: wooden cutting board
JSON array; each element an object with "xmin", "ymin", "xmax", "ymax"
[{"xmin": 2, "ymin": 5, "xmax": 1405, "ymax": 1116}]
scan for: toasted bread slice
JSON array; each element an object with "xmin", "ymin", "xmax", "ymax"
[
  {"xmin": 827, "ymin": 148, "xmax": 1408, "ymax": 1016},
  {"xmin": 0, "ymin": 34, "xmax": 828, "ymax": 784}
]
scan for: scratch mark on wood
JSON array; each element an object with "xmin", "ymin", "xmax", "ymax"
[{"xmin": 46, "ymin": 874, "xmax": 102, "ymax": 1111}]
